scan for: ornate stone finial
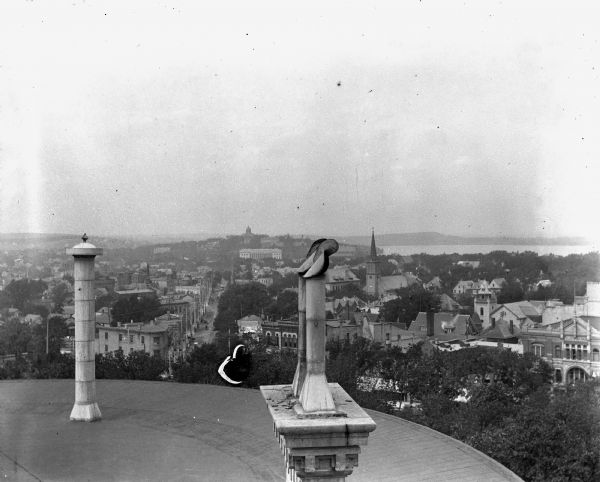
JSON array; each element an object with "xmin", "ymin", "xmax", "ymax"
[
  {"xmin": 297, "ymin": 239, "xmax": 339, "ymax": 279},
  {"xmin": 82, "ymin": 233, "xmax": 88, "ymax": 243}
]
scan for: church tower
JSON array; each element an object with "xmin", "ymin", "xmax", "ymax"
[{"xmin": 365, "ymin": 229, "xmax": 381, "ymax": 297}]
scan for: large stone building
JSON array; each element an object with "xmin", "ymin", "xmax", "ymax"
[
  {"xmin": 239, "ymin": 248, "xmax": 282, "ymax": 260},
  {"xmin": 520, "ymin": 281, "xmax": 600, "ymax": 384}
]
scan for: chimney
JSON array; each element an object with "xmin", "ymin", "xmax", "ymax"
[{"xmin": 426, "ymin": 311, "xmax": 435, "ymax": 337}]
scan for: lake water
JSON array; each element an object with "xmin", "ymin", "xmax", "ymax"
[{"xmin": 380, "ymin": 244, "xmax": 599, "ymax": 256}]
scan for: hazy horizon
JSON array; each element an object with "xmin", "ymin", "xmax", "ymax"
[{"xmin": 2, "ymin": 1, "xmax": 599, "ymax": 241}]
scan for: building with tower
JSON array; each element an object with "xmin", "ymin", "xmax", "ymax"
[
  {"xmin": 365, "ymin": 229, "xmax": 380, "ymax": 297},
  {"xmin": 473, "ymin": 285, "xmax": 497, "ymax": 327},
  {"xmin": 365, "ymin": 230, "xmax": 420, "ymax": 298}
]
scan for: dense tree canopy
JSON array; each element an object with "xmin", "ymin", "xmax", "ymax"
[
  {"xmin": 111, "ymin": 294, "xmax": 164, "ymax": 325},
  {"xmin": 0, "ymin": 278, "xmax": 47, "ymax": 311},
  {"xmin": 213, "ymin": 282, "xmax": 271, "ymax": 333},
  {"xmin": 380, "ymin": 285, "xmax": 440, "ymax": 325}
]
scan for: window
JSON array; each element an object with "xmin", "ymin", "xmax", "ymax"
[
  {"xmin": 593, "ymin": 349, "xmax": 600, "ymax": 362},
  {"xmin": 104, "ymin": 332, "xmax": 108, "ymax": 340},
  {"xmin": 104, "ymin": 345, "xmax": 108, "ymax": 352},
  {"xmin": 555, "ymin": 369, "xmax": 562, "ymax": 383},
  {"xmin": 532, "ymin": 344, "xmax": 545, "ymax": 357},
  {"xmin": 153, "ymin": 350, "xmax": 160, "ymax": 357},
  {"xmin": 386, "ymin": 333, "xmax": 390, "ymax": 341},
  {"xmin": 130, "ymin": 348, "xmax": 133, "ymax": 353},
  {"xmin": 118, "ymin": 334, "xmax": 123, "ymax": 341},
  {"xmin": 480, "ymin": 307, "xmax": 484, "ymax": 316},
  {"xmin": 153, "ymin": 337, "xmax": 160, "ymax": 344},
  {"xmin": 129, "ymin": 335, "xmax": 134, "ymax": 343},
  {"xmin": 141, "ymin": 336, "xmax": 145, "ymax": 344},
  {"xmin": 554, "ymin": 346, "xmax": 561, "ymax": 358}
]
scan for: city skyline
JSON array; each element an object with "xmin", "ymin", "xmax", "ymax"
[{"xmin": 1, "ymin": 1, "xmax": 599, "ymax": 241}]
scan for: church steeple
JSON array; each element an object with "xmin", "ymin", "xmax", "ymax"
[
  {"xmin": 370, "ymin": 228, "xmax": 377, "ymax": 259},
  {"xmin": 366, "ymin": 228, "xmax": 381, "ymax": 297}
]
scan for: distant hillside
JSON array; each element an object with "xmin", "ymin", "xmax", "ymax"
[{"xmin": 338, "ymin": 232, "xmax": 590, "ymax": 247}]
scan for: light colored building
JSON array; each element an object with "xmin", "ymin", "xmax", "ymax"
[
  {"xmin": 453, "ymin": 280, "xmax": 475, "ymax": 296},
  {"xmin": 256, "ymin": 277, "xmax": 273, "ymax": 287},
  {"xmin": 456, "ymin": 260, "xmax": 480, "ymax": 269},
  {"xmin": 239, "ymin": 248, "xmax": 282, "ymax": 260},
  {"xmin": 236, "ymin": 314, "xmax": 263, "ymax": 336},
  {"xmin": 97, "ymin": 321, "xmax": 170, "ymax": 358},
  {"xmin": 488, "ymin": 301, "xmax": 544, "ymax": 330}
]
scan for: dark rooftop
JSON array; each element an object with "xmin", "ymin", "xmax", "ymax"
[{"xmin": 0, "ymin": 380, "xmax": 521, "ymax": 481}]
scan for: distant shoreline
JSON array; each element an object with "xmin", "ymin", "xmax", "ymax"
[{"xmin": 379, "ymin": 244, "xmax": 598, "ymax": 257}]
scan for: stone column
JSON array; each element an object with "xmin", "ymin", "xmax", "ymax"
[
  {"xmin": 67, "ymin": 234, "xmax": 102, "ymax": 422},
  {"xmin": 299, "ymin": 275, "xmax": 335, "ymax": 413},
  {"xmin": 292, "ymin": 277, "xmax": 306, "ymax": 397}
]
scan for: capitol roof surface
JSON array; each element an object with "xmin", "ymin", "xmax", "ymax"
[{"xmin": 0, "ymin": 380, "xmax": 521, "ymax": 481}]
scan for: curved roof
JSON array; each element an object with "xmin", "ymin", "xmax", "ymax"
[{"xmin": 0, "ymin": 380, "xmax": 521, "ymax": 481}]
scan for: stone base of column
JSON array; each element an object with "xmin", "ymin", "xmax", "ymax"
[
  {"xmin": 291, "ymin": 360, "xmax": 306, "ymax": 397},
  {"xmin": 70, "ymin": 402, "xmax": 102, "ymax": 422},
  {"xmin": 261, "ymin": 383, "xmax": 375, "ymax": 482}
]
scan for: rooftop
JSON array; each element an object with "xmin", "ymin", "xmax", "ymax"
[{"xmin": 0, "ymin": 380, "xmax": 521, "ymax": 481}]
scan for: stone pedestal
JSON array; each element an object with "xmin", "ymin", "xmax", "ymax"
[
  {"xmin": 264, "ymin": 238, "xmax": 374, "ymax": 481},
  {"xmin": 67, "ymin": 236, "xmax": 102, "ymax": 422},
  {"xmin": 261, "ymin": 384, "xmax": 376, "ymax": 482}
]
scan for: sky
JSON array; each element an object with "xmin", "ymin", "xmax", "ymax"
[{"xmin": 1, "ymin": 1, "xmax": 599, "ymax": 241}]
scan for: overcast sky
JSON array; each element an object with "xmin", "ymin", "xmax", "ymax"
[{"xmin": 1, "ymin": 1, "xmax": 599, "ymax": 241}]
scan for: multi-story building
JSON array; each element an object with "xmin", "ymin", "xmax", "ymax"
[
  {"xmin": 97, "ymin": 321, "xmax": 170, "ymax": 358},
  {"xmin": 239, "ymin": 248, "xmax": 282, "ymax": 260},
  {"xmin": 324, "ymin": 265, "xmax": 361, "ymax": 293},
  {"xmin": 520, "ymin": 281, "xmax": 600, "ymax": 384},
  {"xmin": 521, "ymin": 317, "xmax": 600, "ymax": 384},
  {"xmin": 262, "ymin": 318, "xmax": 298, "ymax": 349}
]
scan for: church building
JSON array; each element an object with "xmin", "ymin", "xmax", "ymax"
[{"xmin": 365, "ymin": 229, "xmax": 420, "ymax": 298}]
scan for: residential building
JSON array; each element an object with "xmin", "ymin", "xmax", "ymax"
[
  {"xmin": 423, "ymin": 276, "xmax": 442, "ymax": 291},
  {"xmin": 489, "ymin": 278, "xmax": 506, "ymax": 292},
  {"xmin": 97, "ymin": 321, "xmax": 169, "ymax": 358},
  {"xmin": 439, "ymin": 293, "xmax": 461, "ymax": 312},
  {"xmin": 409, "ymin": 312, "xmax": 479, "ymax": 341},
  {"xmin": 453, "ymin": 280, "xmax": 475, "ymax": 296},
  {"xmin": 488, "ymin": 301, "xmax": 544, "ymax": 330},
  {"xmin": 324, "ymin": 266, "xmax": 361, "ymax": 293}
]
